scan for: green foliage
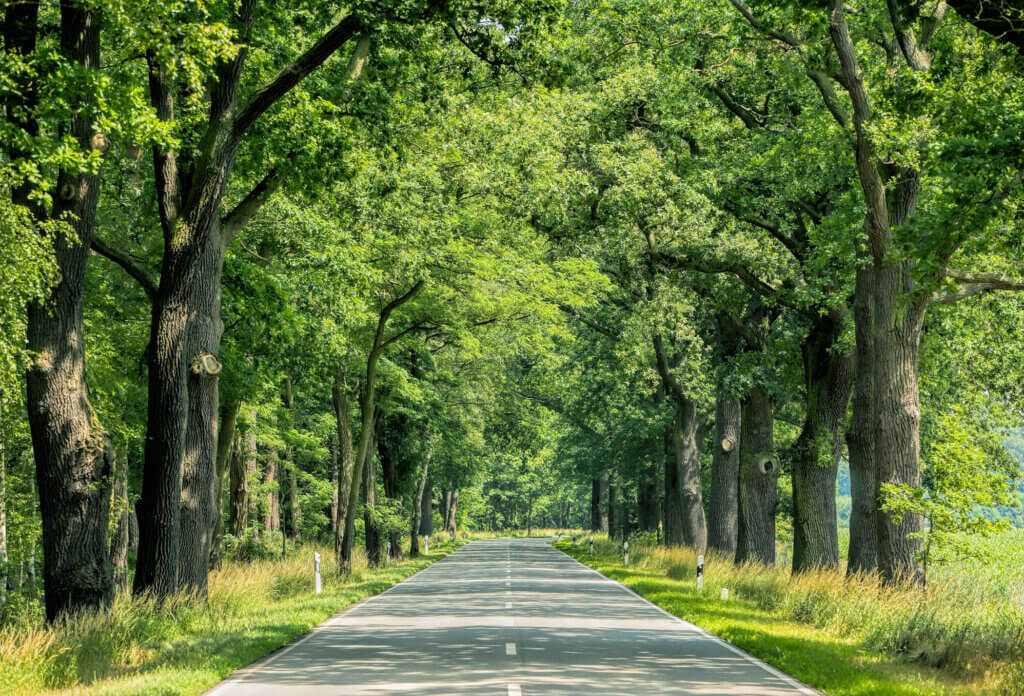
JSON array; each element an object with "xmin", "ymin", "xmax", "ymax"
[{"xmin": 882, "ymin": 406, "xmax": 1021, "ymax": 575}]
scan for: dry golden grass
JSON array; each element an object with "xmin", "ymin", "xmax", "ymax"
[
  {"xmin": 582, "ymin": 534, "xmax": 1024, "ymax": 692},
  {"xmin": 0, "ymin": 542, "xmax": 454, "ymax": 696}
]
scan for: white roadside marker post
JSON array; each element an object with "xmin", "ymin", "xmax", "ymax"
[
  {"xmin": 386, "ymin": 541, "xmax": 392, "ymax": 565},
  {"xmin": 623, "ymin": 540, "xmax": 629, "ymax": 567},
  {"xmin": 314, "ymin": 551, "xmax": 322, "ymax": 595},
  {"xmin": 696, "ymin": 554, "xmax": 704, "ymax": 593},
  {"xmin": 424, "ymin": 535, "xmax": 429, "ymax": 554},
  {"xmin": 721, "ymin": 587, "xmax": 729, "ymax": 600},
  {"xmin": 589, "ymin": 536, "xmax": 594, "ymax": 554}
]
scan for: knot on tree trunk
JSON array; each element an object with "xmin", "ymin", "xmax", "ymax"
[
  {"xmin": 756, "ymin": 452, "xmax": 779, "ymax": 476},
  {"xmin": 190, "ymin": 352, "xmax": 222, "ymax": 376}
]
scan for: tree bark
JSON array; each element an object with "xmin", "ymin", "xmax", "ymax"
[
  {"xmin": 21, "ymin": 4, "xmax": 115, "ymax": 620},
  {"xmin": 410, "ymin": 455, "xmax": 430, "ymax": 556},
  {"xmin": 847, "ymin": 261, "xmax": 878, "ymax": 574},
  {"xmin": 829, "ymin": 0, "xmax": 927, "ymax": 585},
  {"xmin": 607, "ymin": 482, "xmax": 617, "ymax": 540},
  {"xmin": 177, "ymin": 225, "xmax": 228, "ymax": 595},
  {"xmin": 377, "ymin": 424, "xmax": 403, "ymax": 560},
  {"xmin": 446, "ymin": 489, "xmax": 459, "ymax": 535},
  {"xmin": 736, "ymin": 387, "xmax": 777, "ymax": 565},
  {"xmin": 109, "ymin": 457, "xmax": 132, "ymax": 593},
  {"xmin": 209, "ymin": 399, "xmax": 240, "ymax": 570},
  {"xmin": 263, "ymin": 449, "xmax": 280, "ymax": 532},
  {"xmin": 329, "ymin": 440, "xmax": 339, "ymax": 533},
  {"xmin": 873, "ymin": 262, "xmax": 927, "ymax": 584},
  {"xmin": 663, "ymin": 419, "xmax": 684, "ymax": 546},
  {"xmin": 362, "ymin": 421, "xmax": 382, "ymax": 566},
  {"xmin": 791, "ymin": 314, "xmax": 853, "ymax": 572},
  {"xmin": 281, "ymin": 378, "xmax": 300, "ymax": 539},
  {"xmin": 709, "ymin": 391, "xmax": 741, "ymax": 554},
  {"xmin": 332, "ymin": 366, "xmax": 356, "ymax": 558},
  {"xmin": 339, "ymin": 281, "xmax": 423, "ymax": 573},
  {"xmin": 135, "ymin": 12, "xmax": 365, "ymax": 600},
  {"xmin": 420, "ymin": 475, "xmax": 433, "ymax": 536},
  {"xmin": 637, "ymin": 459, "xmax": 660, "ymax": 532},
  {"xmin": 653, "ymin": 334, "xmax": 707, "ymax": 549},
  {"xmin": 228, "ymin": 424, "xmax": 254, "ymax": 538},
  {"xmin": 590, "ymin": 477, "xmax": 607, "ymax": 532}
]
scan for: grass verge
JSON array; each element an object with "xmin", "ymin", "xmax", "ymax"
[
  {"xmin": 554, "ymin": 538, "xmax": 1023, "ymax": 696},
  {"xmin": 0, "ymin": 541, "xmax": 463, "ymax": 696}
]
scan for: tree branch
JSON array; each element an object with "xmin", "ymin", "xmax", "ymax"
[
  {"xmin": 728, "ymin": 0, "xmax": 803, "ymax": 47},
  {"xmin": 931, "ymin": 272, "xmax": 1024, "ymax": 304},
  {"xmin": 232, "ymin": 15, "xmax": 364, "ymax": 142},
  {"xmin": 90, "ymin": 237, "xmax": 158, "ymax": 300},
  {"xmin": 146, "ymin": 53, "xmax": 180, "ymax": 242},
  {"xmin": 557, "ymin": 304, "xmax": 619, "ymax": 340},
  {"xmin": 220, "ymin": 154, "xmax": 294, "ymax": 244},
  {"xmin": 945, "ymin": 0, "xmax": 1024, "ymax": 56}
]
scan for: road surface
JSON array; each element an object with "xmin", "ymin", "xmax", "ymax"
[{"xmin": 207, "ymin": 538, "xmax": 818, "ymax": 695}]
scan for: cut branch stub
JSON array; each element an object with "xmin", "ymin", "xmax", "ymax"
[
  {"xmin": 190, "ymin": 353, "xmax": 222, "ymax": 376},
  {"xmin": 756, "ymin": 452, "xmax": 779, "ymax": 476},
  {"xmin": 721, "ymin": 437, "xmax": 735, "ymax": 453}
]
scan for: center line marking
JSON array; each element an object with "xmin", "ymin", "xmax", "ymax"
[
  {"xmin": 508, "ymin": 684, "xmax": 521, "ymax": 696},
  {"xmin": 505, "ymin": 642, "xmax": 517, "ymax": 656},
  {"xmin": 505, "ymin": 601, "xmax": 512, "ymax": 608}
]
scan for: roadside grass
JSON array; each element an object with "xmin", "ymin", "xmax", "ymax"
[
  {"xmin": 0, "ymin": 541, "xmax": 463, "ymax": 696},
  {"xmin": 555, "ymin": 534, "xmax": 1024, "ymax": 696}
]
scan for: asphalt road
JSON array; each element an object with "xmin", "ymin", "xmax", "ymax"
[{"xmin": 207, "ymin": 538, "xmax": 818, "ymax": 695}]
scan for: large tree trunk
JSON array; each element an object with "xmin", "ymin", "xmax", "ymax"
[
  {"xmin": 135, "ymin": 280, "xmax": 192, "ymax": 597},
  {"xmin": 22, "ymin": 4, "xmax": 115, "ymax": 621},
  {"xmin": 263, "ymin": 449, "xmax": 280, "ymax": 532},
  {"xmin": 177, "ymin": 227, "xmax": 227, "ymax": 595},
  {"xmin": 109, "ymin": 457, "xmax": 132, "ymax": 593},
  {"xmin": 607, "ymin": 482, "xmax": 617, "ymax": 540},
  {"xmin": 209, "ymin": 399, "xmax": 240, "ymax": 570},
  {"xmin": 446, "ymin": 489, "xmax": 459, "ymax": 535},
  {"xmin": 332, "ymin": 368, "xmax": 355, "ymax": 558},
  {"xmin": 590, "ymin": 477, "xmax": 607, "ymax": 532},
  {"xmin": 281, "ymin": 378, "xmax": 300, "ymax": 540},
  {"xmin": 228, "ymin": 425, "xmax": 254, "ymax": 538},
  {"xmin": 873, "ymin": 261, "xmax": 927, "ymax": 584},
  {"xmin": 420, "ymin": 476, "xmax": 433, "ymax": 536},
  {"xmin": 339, "ymin": 281, "xmax": 423, "ymax": 573},
  {"xmin": 847, "ymin": 261, "xmax": 878, "ymax": 574},
  {"xmin": 410, "ymin": 455, "xmax": 430, "ymax": 556},
  {"xmin": 329, "ymin": 440, "xmax": 339, "ymax": 533},
  {"xmin": 362, "ymin": 425, "xmax": 382, "ymax": 566},
  {"xmin": 653, "ymin": 334, "xmax": 706, "ymax": 549},
  {"xmin": 791, "ymin": 315, "xmax": 854, "ymax": 572},
  {"xmin": 637, "ymin": 459, "xmax": 659, "ymax": 532},
  {"xmin": 708, "ymin": 391, "xmax": 741, "ymax": 554},
  {"xmin": 829, "ymin": 2, "xmax": 927, "ymax": 586},
  {"xmin": 736, "ymin": 387, "xmax": 777, "ymax": 565},
  {"xmin": 378, "ymin": 426, "xmax": 403, "ymax": 560},
  {"xmin": 440, "ymin": 490, "xmax": 451, "ymax": 532},
  {"xmin": 663, "ymin": 419, "xmax": 684, "ymax": 546},
  {"xmin": 1, "ymin": 425, "xmax": 7, "ymax": 608},
  {"xmin": 671, "ymin": 401, "xmax": 707, "ymax": 549},
  {"xmin": 286, "ymin": 462, "xmax": 299, "ymax": 539}
]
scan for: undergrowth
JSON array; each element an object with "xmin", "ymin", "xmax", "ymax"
[
  {"xmin": 0, "ymin": 542, "xmax": 461, "ymax": 696},
  {"xmin": 558, "ymin": 531, "xmax": 1024, "ymax": 696}
]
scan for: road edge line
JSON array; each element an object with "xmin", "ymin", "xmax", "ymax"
[{"xmin": 550, "ymin": 542, "xmax": 822, "ymax": 696}]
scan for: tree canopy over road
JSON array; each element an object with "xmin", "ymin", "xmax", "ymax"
[{"xmin": 2, "ymin": 0, "xmax": 1023, "ymax": 624}]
